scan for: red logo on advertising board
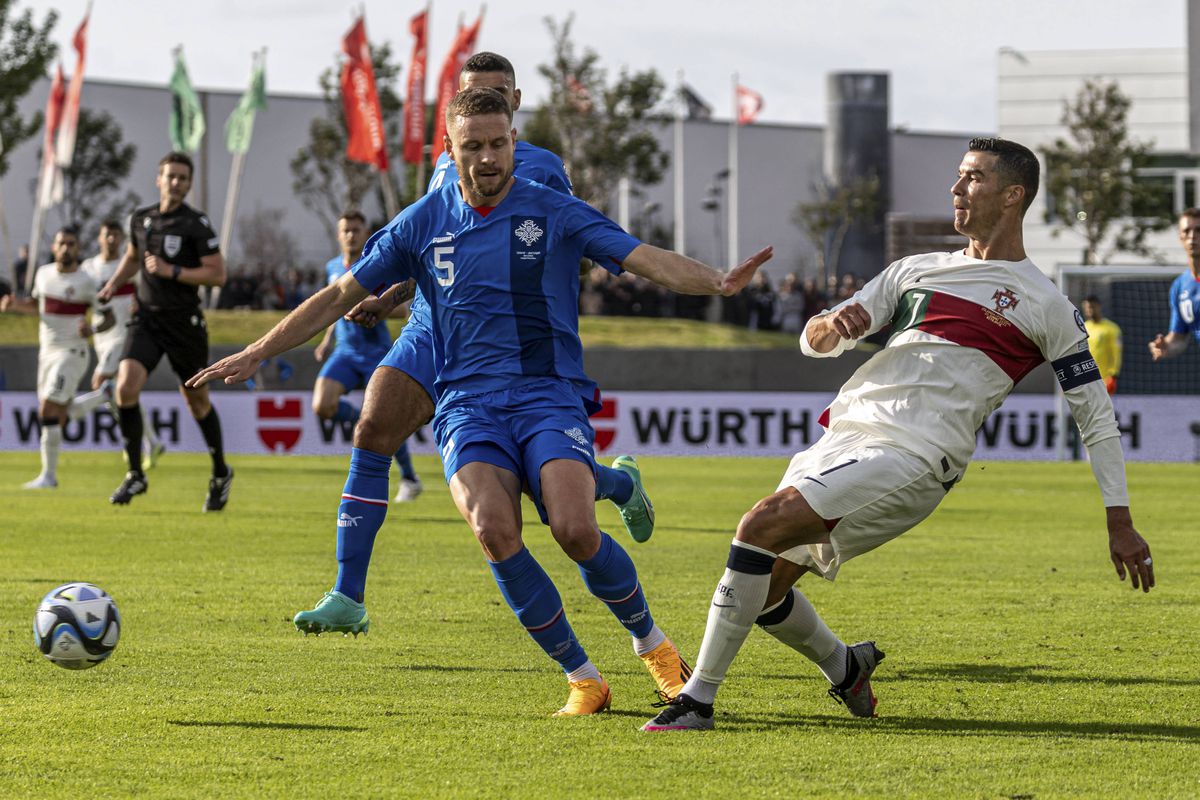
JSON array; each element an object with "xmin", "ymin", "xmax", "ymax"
[
  {"xmin": 592, "ymin": 398, "xmax": 617, "ymax": 452},
  {"xmin": 257, "ymin": 397, "xmax": 303, "ymax": 452}
]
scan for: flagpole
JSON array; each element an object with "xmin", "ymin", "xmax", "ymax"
[
  {"xmin": 728, "ymin": 72, "xmax": 739, "ymax": 269},
  {"xmin": 380, "ymin": 168, "xmax": 400, "ymax": 219},
  {"xmin": 674, "ymin": 69, "xmax": 685, "ymax": 254}
]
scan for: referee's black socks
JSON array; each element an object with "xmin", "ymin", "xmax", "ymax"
[
  {"xmin": 118, "ymin": 404, "xmax": 144, "ymax": 473},
  {"xmin": 197, "ymin": 408, "xmax": 229, "ymax": 477}
]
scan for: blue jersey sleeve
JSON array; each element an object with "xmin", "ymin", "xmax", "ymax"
[
  {"xmin": 1169, "ymin": 277, "xmax": 1187, "ymax": 335},
  {"xmin": 561, "ymin": 199, "xmax": 640, "ymax": 276},
  {"xmin": 520, "ymin": 149, "xmax": 573, "ymax": 195},
  {"xmin": 351, "ymin": 224, "xmax": 419, "ymax": 296}
]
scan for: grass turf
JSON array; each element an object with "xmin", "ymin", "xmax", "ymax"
[
  {"xmin": 0, "ymin": 311, "xmax": 799, "ymax": 349},
  {"xmin": 0, "ymin": 452, "xmax": 1196, "ymax": 798}
]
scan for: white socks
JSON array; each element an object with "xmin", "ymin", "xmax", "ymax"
[
  {"xmin": 680, "ymin": 540, "xmax": 778, "ymax": 705},
  {"xmin": 40, "ymin": 422, "xmax": 62, "ymax": 480},
  {"xmin": 632, "ymin": 624, "xmax": 666, "ymax": 657},
  {"xmin": 757, "ymin": 587, "xmax": 848, "ymax": 685},
  {"xmin": 68, "ymin": 387, "xmax": 110, "ymax": 421},
  {"xmin": 567, "ymin": 661, "xmax": 601, "ymax": 684}
]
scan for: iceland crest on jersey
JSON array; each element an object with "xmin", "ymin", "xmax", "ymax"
[{"xmin": 515, "ymin": 219, "xmax": 544, "ymax": 246}]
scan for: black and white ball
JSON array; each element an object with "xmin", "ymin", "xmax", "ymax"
[{"xmin": 33, "ymin": 583, "xmax": 121, "ymax": 670}]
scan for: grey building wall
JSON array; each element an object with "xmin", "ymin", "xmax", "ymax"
[{"xmin": 2, "ymin": 76, "xmax": 973, "ymax": 289}]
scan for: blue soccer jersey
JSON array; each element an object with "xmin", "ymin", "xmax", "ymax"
[
  {"xmin": 1168, "ymin": 271, "xmax": 1200, "ymax": 343},
  {"xmin": 352, "ymin": 176, "xmax": 637, "ymax": 400},
  {"xmin": 325, "ymin": 256, "xmax": 392, "ymax": 356}
]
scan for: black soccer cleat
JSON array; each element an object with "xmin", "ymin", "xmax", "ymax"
[
  {"xmin": 110, "ymin": 471, "xmax": 148, "ymax": 505},
  {"xmin": 203, "ymin": 468, "xmax": 234, "ymax": 512},
  {"xmin": 641, "ymin": 692, "xmax": 715, "ymax": 731}
]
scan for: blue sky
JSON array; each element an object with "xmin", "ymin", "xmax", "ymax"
[{"xmin": 20, "ymin": 0, "xmax": 1188, "ymax": 132}]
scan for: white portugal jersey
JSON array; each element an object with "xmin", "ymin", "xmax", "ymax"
[
  {"xmin": 32, "ymin": 263, "xmax": 101, "ymax": 350},
  {"xmin": 806, "ymin": 250, "xmax": 1119, "ymax": 475}
]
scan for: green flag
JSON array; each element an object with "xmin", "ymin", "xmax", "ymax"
[
  {"xmin": 224, "ymin": 56, "xmax": 266, "ymax": 154},
  {"xmin": 168, "ymin": 50, "xmax": 205, "ymax": 153}
]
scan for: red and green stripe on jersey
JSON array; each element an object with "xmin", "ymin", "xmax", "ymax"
[{"xmin": 888, "ymin": 287, "xmax": 1044, "ymax": 384}]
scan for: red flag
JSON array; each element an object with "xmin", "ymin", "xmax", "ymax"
[
  {"xmin": 340, "ymin": 15, "xmax": 388, "ymax": 171},
  {"xmin": 402, "ymin": 8, "xmax": 428, "ymax": 165},
  {"xmin": 55, "ymin": 8, "xmax": 89, "ymax": 176},
  {"xmin": 36, "ymin": 63, "xmax": 66, "ymax": 210},
  {"xmin": 430, "ymin": 10, "xmax": 484, "ymax": 163},
  {"xmin": 736, "ymin": 84, "xmax": 764, "ymax": 125}
]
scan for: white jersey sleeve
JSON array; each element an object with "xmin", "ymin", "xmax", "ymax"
[{"xmin": 800, "ymin": 259, "xmax": 909, "ymax": 358}]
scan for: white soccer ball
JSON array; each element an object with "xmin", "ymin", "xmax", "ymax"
[{"xmin": 33, "ymin": 582, "xmax": 121, "ymax": 670}]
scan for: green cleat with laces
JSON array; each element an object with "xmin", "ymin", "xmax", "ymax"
[
  {"xmin": 293, "ymin": 590, "xmax": 370, "ymax": 636},
  {"xmin": 612, "ymin": 455, "xmax": 655, "ymax": 543}
]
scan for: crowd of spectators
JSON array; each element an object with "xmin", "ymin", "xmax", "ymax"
[{"xmin": 578, "ymin": 267, "xmax": 866, "ymax": 331}]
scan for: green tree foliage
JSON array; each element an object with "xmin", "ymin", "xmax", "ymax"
[
  {"xmin": 792, "ymin": 175, "xmax": 881, "ymax": 282},
  {"xmin": 524, "ymin": 14, "xmax": 668, "ymax": 212},
  {"xmin": 0, "ymin": 0, "xmax": 57, "ymax": 177},
  {"xmin": 55, "ymin": 109, "xmax": 139, "ymax": 240},
  {"xmin": 1041, "ymin": 79, "xmax": 1171, "ymax": 265},
  {"xmin": 290, "ymin": 41, "xmax": 403, "ymax": 240}
]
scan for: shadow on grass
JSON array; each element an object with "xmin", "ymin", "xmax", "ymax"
[
  {"xmin": 385, "ymin": 663, "xmax": 545, "ymax": 674},
  {"xmin": 167, "ymin": 720, "xmax": 366, "ymax": 732},
  {"xmin": 893, "ymin": 662, "xmax": 1200, "ymax": 688},
  {"xmin": 722, "ymin": 712, "xmax": 1200, "ymax": 743}
]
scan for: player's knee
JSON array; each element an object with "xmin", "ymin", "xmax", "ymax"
[
  {"xmin": 353, "ymin": 410, "xmax": 399, "ymax": 453},
  {"xmin": 549, "ymin": 518, "xmax": 601, "ymax": 561},
  {"xmin": 472, "ymin": 517, "xmax": 522, "ymax": 560},
  {"xmin": 736, "ymin": 498, "xmax": 784, "ymax": 548},
  {"xmin": 312, "ymin": 398, "xmax": 337, "ymax": 419}
]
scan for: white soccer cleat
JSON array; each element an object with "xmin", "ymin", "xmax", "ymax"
[
  {"xmin": 394, "ymin": 477, "xmax": 423, "ymax": 503},
  {"xmin": 23, "ymin": 474, "xmax": 59, "ymax": 490}
]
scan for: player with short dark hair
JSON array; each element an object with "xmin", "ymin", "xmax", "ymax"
[
  {"xmin": 287, "ymin": 51, "xmax": 653, "ymax": 638},
  {"xmin": 644, "ymin": 137, "xmax": 1153, "ymax": 732},
  {"xmin": 189, "ymin": 85, "xmax": 773, "ymax": 716},
  {"xmin": 311, "ymin": 210, "xmax": 421, "ymax": 501},
  {"xmin": 98, "ymin": 150, "xmax": 232, "ymax": 511},
  {"xmin": 1149, "ymin": 208, "xmax": 1200, "ymax": 361},
  {"xmin": 1, "ymin": 227, "xmax": 115, "ymax": 488}
]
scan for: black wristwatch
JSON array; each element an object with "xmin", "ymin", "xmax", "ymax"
[{"xmin": 172, "ymin": 264, "xmax": 182, "ymax": 281}]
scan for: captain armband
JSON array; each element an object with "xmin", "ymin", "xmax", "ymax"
[{"xmin": 1051, "ymin": 348, "xmax": 1101, "ymax": 391}]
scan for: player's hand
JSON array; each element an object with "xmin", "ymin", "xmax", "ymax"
[
  {"xmin": 143, "ymin": 253, "xmax": 170, "ymax": 277},
  {"xmin": 1148, "ymin": 334, "xmax": 1169, "ymax": 361},
  {"xmin": 827, "ymin": 302, "xmax": 872, "ymax": 340},
  {"xmin": 0, "ymin": 294, "xmax": 12, "ymax": 312},
  {"xmin": 77, "ymin": 318, "xmax": 92, "ymax": 338},
  {"xmin": 187, "ymin": 349, "xmax": 261, "ymax": 388},
  {"xmin": 314, "ymin": 341, "xmax": 330, "ymax": 362},
  {"xmin": 719, "ymin": 246, "xmax": 774, "ymax": 296},
  {"xmin": 1104, "ymin": 375, "xmax": 1117, "ymax": 394},
  {"xmin": 1107, "ymin": 508, "xmax": 1154, "ymax": 593},
  {"xmin": 97, "ymin": 283, "xmax": 114, "ymax": 302},
  {"xmin": 345, "ymin": 295, "xmax": 390, "ymax": 328}
]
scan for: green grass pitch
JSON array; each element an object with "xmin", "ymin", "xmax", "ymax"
[{"xmin": 1, "ymin": 451, "xmax": 1197, "ymax": 798}]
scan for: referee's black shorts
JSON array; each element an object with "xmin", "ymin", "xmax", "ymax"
[{"xmin": 122, "ymin": 307, "xmax": 209, "ymax": 383}]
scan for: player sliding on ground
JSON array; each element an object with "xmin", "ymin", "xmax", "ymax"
[
  {"xmin": 191, "ymin": 86, "xmax": 773, "ymax": 716},
  {"xmin": 643, "ymin": 137, "xmax": 1155, "ymax": 732}
]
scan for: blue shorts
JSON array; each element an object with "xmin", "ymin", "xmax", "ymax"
[
  {"xmin": 317, "ymin": 347, "xmax": 388, "ymax": 392},
  {"xmin": 378, "ymin": 323, "xmax": 437, "ymax": 404},
  {"xmin": 433, "ymin": 379, "xmax": 597, "ymax": 507}
]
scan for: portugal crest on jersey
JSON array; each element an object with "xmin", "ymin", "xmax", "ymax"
[{"xmin": 991, "ymin": 288, "xmax": 1019, "ymax": 314}]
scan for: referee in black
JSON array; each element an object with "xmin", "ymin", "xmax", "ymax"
[{"xmin": 98, "ymin": 151, "xmax": 233, "ymax": 511}]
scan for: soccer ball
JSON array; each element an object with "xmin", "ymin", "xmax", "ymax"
[{"xmin": 33, "ymin": 583, "xmax": 121, "ymax": 670}]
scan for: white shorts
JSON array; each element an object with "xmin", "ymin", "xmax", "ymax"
[
  {"xmin": 92, "ymin": 302, "xmax": 133, "ymax": 380},
  {"xmin": 38, "ymin": 345, "xmax": 90, "ymax": 405},
  {"xmin": 776, "ymin": 430, "xmax": 958, "ymax": 581}
]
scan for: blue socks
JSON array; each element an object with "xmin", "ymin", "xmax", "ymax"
[
  {"xmin": 577, "ymin": 532, "xmax": 654, "ymax": 638},
  {"xmin": 394, "ymin": 441, "xmax": 417, "ymax": 481},
  {"xmin": 594, "ymin": 465, "xmax": 633, "ymax": 504},
  {"xmin": 332, "ymin": 400, "xmax": 360, "ymax": 423},
  {"xmin": 490, "ymin": 547, "xmax": 588, "ymax": 673},
  {"xmin": 333, "ymin": 448, "xmax": 391, "ymax": 603}
]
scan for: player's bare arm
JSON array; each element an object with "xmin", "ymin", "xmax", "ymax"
[
  {"xmin": 0, "ymin": 294, "xmax": 35, "ymax": 314},
  {"xmin": 314, "ymin": 326, "xmax": 336, "ymax": 362},
  {"xmin": 97, "ymin": 241, "xmax": 140, "ymax": 302},
  {"xmin": 1148, "ymin": 331, "xmax": 1187, "ymax": 361},
  {"xmin": 80, "ymin": 307, "xmax": 117, "ymax": 338},
  {"xmin": 144, "ymin": 251, "xmax": 226, "ymax": 288},
  {"xmin": 621, "ymin": 244, "xmax": 773, "ymax": 296},
  {"xmin": 187, "ymin": 271, "xmax": 369, "ymax": 388},
  {"xmin": 1105, "ymin": 506, "xmax": 1154, "ymax": 593},
  {"xmin": 805, "ymin": 302, "xmax": 872, "ymax": 353},
  {"xmin": 345, "ymin": 280, "xmax": 416, "ymax": 328}
]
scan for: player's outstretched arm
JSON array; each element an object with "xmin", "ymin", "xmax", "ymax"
[
  {"xmin": 187, "ymin": 272, "xmax": 369, "ymax": 388},
  {"xmin": 1148, "ymin": 332, "xmax": 1187, "ymax": 361},
  {"xmin": 345, "ymin": 280, "xmax": 416, "ymax": 328},
  {"xmin": 621, "ymin": 244, "xmax": 773, "ymax": 295}
]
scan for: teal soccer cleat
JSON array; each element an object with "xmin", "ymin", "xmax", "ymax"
[
  {"xmin": 293, "ymin": 591, "xmax": 370, "ymax": 636},
  {"xmin": 612, "ymin": 455, "xmax": 655, "ymax": 543}
]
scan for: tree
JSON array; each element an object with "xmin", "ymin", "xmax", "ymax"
[
  {"xmin": 237, "ymin": 206, "xmax": 300, "ymax": 277},
  {"xmin": 523, "ymin": 14, "xmax": 669, "ymax": 212},
  {"xmin": 1041, "ymin": 79, "xmax": 1172, "ymax": 265},
  {"xmin": 792, "ymin": 175, "xmax": 881, "ymax": 283},
  {"xmin": 290, "ymin": 41, "xmax": 403, "ymax": 241},
  {"xmin": 0, "ymin": 1, "xmax": 57, "ymax": 177},
  {"xmin": 54, "ymin": 109, "xmax": 139, "ymax": 240}
]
